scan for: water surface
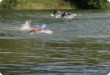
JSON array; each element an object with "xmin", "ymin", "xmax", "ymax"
[{"xmin": 0, "ymin": 10, "xmax": 110, "ymax": 75}]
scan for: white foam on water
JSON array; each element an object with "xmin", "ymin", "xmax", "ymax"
[
  {"xmin": 108, "ymin": 0, "xmax": 110, "ymax": 2},
  {"xmin": 37, "ymin": 30, "xmax": 53, "ymax": 34},
  {"xmin": 0, "ymin": 0, "xmax": 2, "ymax": 3},
  {"xmin": 108, "ymin": 72, "xmax": 110, "ymax": 75},
  {"xmin": 20, "ymin": 20, "xmax": 32, "ymax": 31},
  {"xmin": 20, "ymin": 20, "xmax": 53, "ymax": 35}
]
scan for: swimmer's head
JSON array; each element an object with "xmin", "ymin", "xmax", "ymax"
[{"xmin": 41, "ymin": 24, "xmax": 47, "ymax": 28}]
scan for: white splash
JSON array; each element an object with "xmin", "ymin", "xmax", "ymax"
[
  {"xmin": 0, "ymin": 0, "xmax": 2, "ymax": 3},
  {"xmin": 20, "ymin": 20, "xmax": 32, "ymax": 31},
  {"xmin": 108, "ymin": 0, "xmax": 110, "ymax": 2},
  {"xmin": 37, "ymin": 30, "xmax": 53, "ymax": 34},
  {"xmin": 0, "ymin": 73, "xmax": 2, "ymax": 75},
  {"xmin": 108, "ymin": 72, "xmax": 110, "ymax": 75},
  {"xmin": 20, "ymin": 20, "xmax": 53, "ymax": 34}
]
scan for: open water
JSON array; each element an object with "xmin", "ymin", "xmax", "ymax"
[{"xmin": 0, "ymin": 10, "xmax": 110, "ymax": 75}]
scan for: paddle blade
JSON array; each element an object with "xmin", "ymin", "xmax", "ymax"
[
  {"xmin": 50, "ymin": 14, "xmax": 54, "ymax": 16},
  {"xmin": 72, "ymin": 14, "xmax": 77, "ymax": 16}
]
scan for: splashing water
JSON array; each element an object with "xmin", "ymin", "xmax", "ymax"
[
  {"xmin": 0, "ymin": 0, "xmax": 2, "ymax": 3},
  {"xmin": 108, "ymin": 72, "xmax": 110, "ymax": 75},
  {"xmin": 20, "ymin": 20, "xmax": 53, "ymax": 34},
  {"xmin": 20, "ymin": 20, "xmax": 32, "ymax": 31},
  {"xmin": 108, "ymin": 0, "xmax": 110, "ymax": 2},
  {"xmin": 37, "ymin": 30, "xmax": 53, "ymax": 34}
]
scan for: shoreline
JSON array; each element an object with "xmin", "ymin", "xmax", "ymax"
[
  {"xmin": 15, "ymin": 0, "xmax": 75, "ymax": 10},
  {"xmin": 15, "ymin": 5, "xmax": 74, "ymax": 10}
]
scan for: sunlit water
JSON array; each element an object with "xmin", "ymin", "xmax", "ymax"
[{"xmin": 0, "ymin": 10, "xmax": 110, "ymax": 75}]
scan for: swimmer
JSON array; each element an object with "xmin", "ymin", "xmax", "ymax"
[{"xmin": 29, "ymin": 24, "xmax": 47, "ymax": 32}]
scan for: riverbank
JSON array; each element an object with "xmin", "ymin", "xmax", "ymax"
[{"xmin": 15, "ymin": 0, "xmax": 75, "ymax": 10}]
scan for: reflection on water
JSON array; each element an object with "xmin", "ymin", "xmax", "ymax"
[{"xmin": 0, "ymin": 10, "xmax": 110, "ymax": 75}]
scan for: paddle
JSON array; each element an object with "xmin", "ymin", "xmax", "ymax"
[
  {"xmin": 50, "ymin": 14, "xmax": 54, "ymax": 16},
  {"xmin": 72, "ymin": 14, "xmax": 77, "ymax": 16}
]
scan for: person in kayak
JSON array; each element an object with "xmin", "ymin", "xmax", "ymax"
[
  {"xmin": 61, "ymin": 11, "xmax": 72, "ymax": 18},
  {"xmin": 29, "ymin": 24, "xmax": 47, "ymax": 32},
  {"xmin": 53, "ymin": 10, "xmax": 61, "ymax": 15}
]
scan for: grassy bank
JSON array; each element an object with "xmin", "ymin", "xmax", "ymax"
[{"xmin": 16, "ymin": 0, "xmax": 74, "ymax": 10}]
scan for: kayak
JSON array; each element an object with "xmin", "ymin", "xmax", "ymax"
[
  {"xmin": 51, "ymin": 13, "xmax": 77, "ymax": 19},
  {"xmin": 54, "ymin": 14, "xmax": 62, "ymax": 18}
]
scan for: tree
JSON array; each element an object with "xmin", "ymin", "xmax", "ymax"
[
  {"xmin": 0, "ymin": 0, "xmax": 18, "ymax": 9},
  {"xmin": 64, "ymin": 0, "xmax": 110, "ymax": 9}
]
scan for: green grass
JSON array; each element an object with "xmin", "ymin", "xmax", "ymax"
[
  {"xmin": 23, "ymin": 0, "xmax": 59, "ymax": 3},
  {"xmin": 16, "ymin": 0, "xmax": 73, "ymax": 10}
]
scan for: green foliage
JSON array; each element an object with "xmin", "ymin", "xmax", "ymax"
[
  {"xmin": 0, "ymin": 0, "xmax": 110, "ymax": 9},
  {"xmin": 80, "ymin": 0, "xmax": 109, "ymax": 9},
  {"xmin": 0, "ymin": 0, "xmax": 18, "ymax": 9},
  {"xmin": 65, "ymin": 0, "xmax": 110, "ymax": 9},
  {"xmin": 16, "ymin": 0, "xmax": 71, "ymax": 9}
]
